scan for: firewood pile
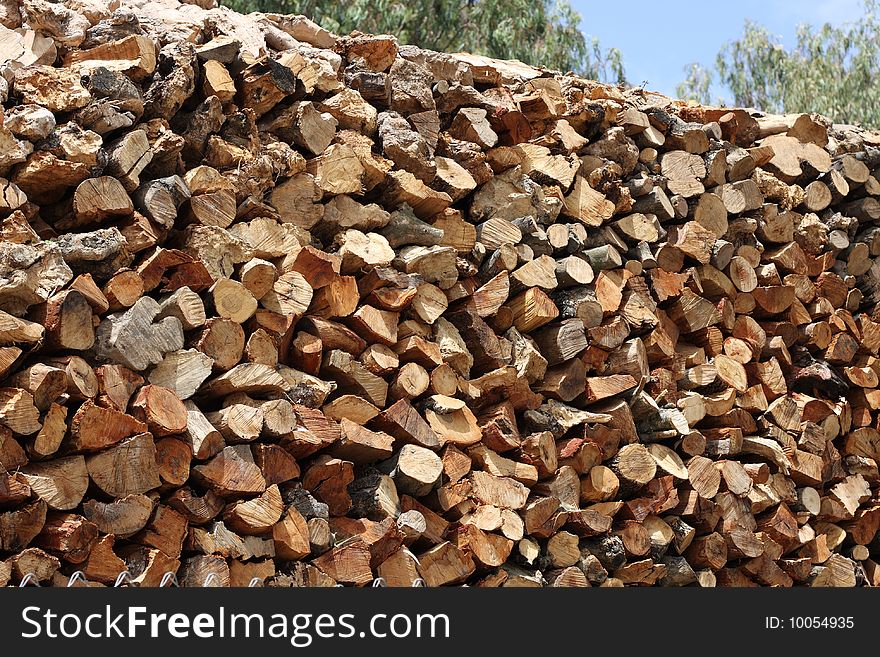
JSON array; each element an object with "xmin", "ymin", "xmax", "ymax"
[{"xmin": 1, "ymin": 0, "xmax": 880, "ymax": 588}]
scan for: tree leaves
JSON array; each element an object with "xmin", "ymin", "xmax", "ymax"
[
  {"xmin": 222, "ymin": 0, "xmax": 626, "ymax": 83},
  {"xmin": 679, "ymin": 1, "xmax": 880, "ymax": 127}
]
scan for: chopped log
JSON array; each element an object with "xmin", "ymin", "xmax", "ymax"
[
  {"xmin": 102, "ymin": 271, "xmax": 144, "ymax": 311},
  {"xmin": 192, "ymin": 445, "xmax": 266, "ymax": 498},
  {"xmin": 450, "ymin": 108, "xmax": 498, "ymax": 149},
  {"xmin": 81, "ymin": 534, "xmax": 126, "ymax": 584},
  {"xmin": 0, "ymin": 387, "xmax": 41, "ymax": 436},
  {"xmin": 373, "ymin": 399, "xmax": 441, "ymax": 450},
  {"xmin": 191, "ymin": 318, "xmax": 245, "ymax": 372},
  {"xmin": 82, "ymin": 494, "xmax": 154, "ymax": 538},
  {"xmin": 272, "ymin": 507, "xmax": 311, "ymax": 560},
  {"xmin": 148, "ymin": 349, "xmax": 213, "ymax": 399},
  {"xmin": 29, "ymin": 402, "xmax": 66, "ymax": 459},
  {"xmin": 31, "ymin": 290, "xmax": 95, "ymax": 351},
  {"xmin": 206, "ymin": 404, "xmax": 263, "ymax": 444},
  {"xmin": 349, "ymin": 470, "xmax": 400, "ymax": 520},
  {"xmin": 506, "ymin": 288, "xmax": 559, "ymax": 332},
  {"xmin": 133, "ymin": 176, "xmax": 191, "ymax": 230},
  {"xmin": 73, "ymin": 176, "xmax": 133, "ymax": 224},
  {"xmin": 609, "ymin": 444, "xmax": 657, "ymax": 492},
  {"xmin": 210, "ymin": 278, "xmax": 257, "ymax": 324},
  {"xmin": 323, "ymin": 395, "xmax": 380, "ymax": 426},
  {"xmin": 10, "ymin": 547, "xmax": 60, "ymax": 583},
  {"xmin": 158, "ymin": 287, "xmax": 207, "ymax": 330},
  {"xmin": 130, "ymin": 384, "xmax": 188, "ymax": 437},
  {"xmin": 302, "ymin": 455, "xmax": 354, "ymax": 516},
  {"xmin": 418, "ymin": 541, "xmax": 475, "ymax": 586},
  {"xmin": 533, "ymin": 319, "xmax": 588, "ymax": 366},
  {"xmin": 469, "ymin": 471, "xmax": 529, "ymax": 510},
  {"xmin": 94, "ymin": 297, "xmax": 184, "ymax": 371},
  {"xmin": 0, "ymin": 3, "xmax": 875, "ymax": 588},
  {"xmin": 261, "ymin": 271, "xmax": 315, "ymax": 319},
  {"xmin": 154, "ymin": 437, "xmax": 192, "ymax": 487},
  {"xmin": 87, "ymin": 434, "xmax": 161, "ymax": 498},
  {"xmin": 390, "ymin": 362, "xmax": 429, "ymax": 400},
  {"xmin": 7, "ymin": 364, "xmax": 66, "ymax": 412},
  {"xmin": 686, "ymin": 532, "xmax": 728, "ymax": 571},
  {"xmin": 348, "ymin": 304, "xmax": 398, "ymax": 346},
  {"xmin": 179, "ymin": 555, "xmax": 230, "ymax": 588},
  {"xmin": 331, "ymin": 418, "xmax": 395, "ymax": 463},
  {"xmin": 250, "ymin": 443, "xmax": 300, "ymax": 487},
  {"xmin": 382, "ymin": 444, "xmax": 443, "ymax": 497},
  {"xmin": 182, "ymin": 400, "xmax": 225, "ymax": 461},
  {"xmin": 21, "ymin": 456, "xmax": 89, "ymax": 511},
  {"xmin": 200, "ymin": 363, "xmax": 288, "ymax": 398},
  {"xmin": 312, "ymin": 539, "xmax": 373, "ymax": 586},
  {"xmin": 225, "ymin": 484, "xmax": 284, "ymax": 535},
  {"xmin": 322, "ymin": 349, "xmax": 389, "ymax": 407},
  {"xmin": 580, "ymin": 465, "xmax": 620, "ymax": 503},
  {"xmin": 166, "ymin": 486, "xmax": 224, "ymax": 526},
  {"xmin": 424, "ymin": 395, "xmax": 482, "ymax": 447}
]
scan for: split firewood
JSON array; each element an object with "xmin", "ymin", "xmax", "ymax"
[
  {"xmin": 30, "ymin": 290, "xmax": 95, "ymax": 351},
  {"xmin": 206, "ymin": 404, "xmax": 263, "ymax": 444},
  {"xmin": 390, "ymin": 362, "xmax": 429, "ymax": 400},
  {"xmin": 190, "ymin": 318, "xmax": 245, "ymax": 372},
  {"xmin": 312, "ymin": 539, "xmax": 373, "ymax": 586},
  {"xmin": 303, "ymin": 455, "xmax": 354, "ymax": 516},
  {"xmin": 148, "ymin": 349, "xmax": 213, "ymax": 399},
  {"xmin": 81, "ymin": 534, "xmax": 127, "ymax": 584},
  {"xmin": 133, "ymin": 176, "xmax": 191, "ymax": 230},
  {"xmin": 11, "ymin": 547, "xmax": 61, "ymax": 583},
  {"xmin": 137, "ymin": 504, "xmax": 192, "ymax": 560},
  {"xmin": 155, "ymin": 437, "xmax": 192, "ymax": 487},
  {"xmin": 86, "ymin": 434, "xmax": 162, "ymax": 498},
  {"xmin": 182, "ymin": 400, "xmax": 225, "ymax": 460},
  {"xmin": 83, "ymin": 495, "xmax": 154, "ymax": 538},
  {"xmin": 192, "ymin": 445, "xmax": 266, "ymax": 498},
  {"xmin": 331, "ymin": 418, "xmax": 395, "ymax": 463},
  {"xmin": 102, "ymin": 271, "xmax": 144, "ymax": 311},
  {"xmin": 210, "ymin": 278, "xmax": 257, "ymax": 324},
  {"xmin": 131, "ymin": 384, "xmax": 188, "ymax": 437},
  {"xmin": 323, "ymin": 349, "xmax": 388, "ymax": 407},
  {"xmin": 272, "ymin": 507, "xmax": 311, "ymax": 560},
  {"xmin": 0, "ymin": 1, "xmax": 876, "ymax": 588},
  {"xmin": 349, "ymin": 470, "xmax": 400, "ymax": 521},
  {"xmin": 94, "ymin": 297, "xmax": 185, "ymax": 371},
  {"xmin": 200, "ymin": 363, "xmax": 288, "ymax": 398},
  {"xmin": 225, "ymin": 485, "xmax": 285, "ymax": 535},
  {"xmin": 381, "ymin": 444, "xmax": 443, "ymax": 497},
  {"xmin": 609, "ymin": 444, "xmax": 657, "ymax": 494},
  {"xmin": 158, "ymin": 287, "xmax": 207, "ymax": 330},
  {"xmin": 73, "ymin": 176, "xmax": 133, "ymax": 224},
  {"xmin": 418, "ymin": 541, "xmax": 475, "ymax": 586},
  {"xmin": 21, "ymin": 456, "xmax": 89, "ymax": 511},
  {"xmin": 424, "ymin": 395, "xmax": 482, "ymax": 447}
]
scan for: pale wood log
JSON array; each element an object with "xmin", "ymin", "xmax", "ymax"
[
  {"xmin": 381, "ymin": 444, "xmax": 443, "ymax": 497},
  {"xmin": 192, "ymin": 445, "xmax": 266, "ymax": 498},
  {"xmin": 131, "ymin": 384, "xmax": 188, "ymax": 437},
  {"xmin": 390, "ymin": 362, "xmax": 429, "ymax": 401},
  {"xmin": 86, "ymin": 433, "xmax": 161, "ymax": 498},
  {"xmin": 83, "ymin": 494, "xmax": 154, "ymax": 538}
]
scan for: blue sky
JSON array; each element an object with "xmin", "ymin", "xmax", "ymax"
[{"xmin": 570, "ymin": 0, "xmax": 866, "ymax": 99}]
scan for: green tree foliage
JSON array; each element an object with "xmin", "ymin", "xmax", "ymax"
[
  {"xmin": 221, "ymin": 0, "xmax": 626, "ymax": 83},
  {"xmin": 678, "ymin": 1, "xmax": 880, "ymax": 127},
  {"xmin": 676, "ymin": 62, "xmax": 714, "ymax": 106}
]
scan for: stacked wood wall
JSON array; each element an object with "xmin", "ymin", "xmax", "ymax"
[{"xmin": 1, "ymin": 0, "xmax": 880, "ymax": 587}]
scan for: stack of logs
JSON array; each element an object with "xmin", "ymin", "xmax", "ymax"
[{"xmin": 1, "ymin": 0, "xmax": 880, "ymax": 588}]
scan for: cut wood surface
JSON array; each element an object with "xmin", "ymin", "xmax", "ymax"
[{"xmin": 0, "ymin": 0, "xmax": 877, "ymax": 588}]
